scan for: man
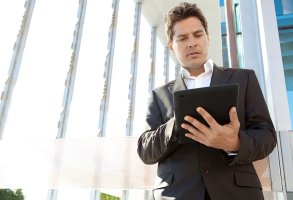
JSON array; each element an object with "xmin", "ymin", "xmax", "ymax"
[{"xmin": 137, "ymin": 2, "xmax": 276, "ymax": 200}]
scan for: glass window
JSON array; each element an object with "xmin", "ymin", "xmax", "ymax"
[
  {"xmin": 57, "ymin": 189, "xmax": 92, "ymax": 200},
  {"xmin": 132, "ymin": 14, "xmax": 151, "ymax": 136},
  {"xmin": 219, "ymin": 2, "xmax": 229, "ymax": 67},
  {"xmin": 282, "ymin": 0, "xmax": 293, "ymax": 15},
  {"xmin": 3, "ymin": 0, "xmax": 78, "ymax": 139},
  {"xmin": 169, "ymin": 56, "xmax": 176, "ymax": 81},
  {"xmin": 66, "ymin": 0, "xmax": 112, "ymax": 138},
  {"xmin": 278, "ymin": 26, "xmax": 293, "ymax": 127},
  {"xmin": 234, "ymin": 3, "xmax": 244, "ymax": 68},
  {"xmin": 0, "ymin": 1, "xmax": 25, "ymax": 95},
  {"xmin": 100, "ymin": 190, "xmax": 122, "ymax": 199},
  {"xmin": 155, "ymin": 39, "xmax": 165, "ymax": 88},
  {"xmin": 105, "ymin": 0, "xmax": 135, "ymax": 137},
  {"xmin": 128, "ymin": 190, "xmax": 149, "ymax": 200},
  {"xmin": 21, "ymin": 188, "xmax": 48, "ymax": 200}
]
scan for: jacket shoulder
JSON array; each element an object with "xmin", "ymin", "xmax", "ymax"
[
  {"xmin": 216, "ymin": 66, "xmax": 255, "ymax": 77},
  {"xmin": 153, "ymin": 80, "xmax": 176, "ymax": 94},
  {"xmin": 216, "ymin": 65, "xmax": 253, "ymax": 73}
]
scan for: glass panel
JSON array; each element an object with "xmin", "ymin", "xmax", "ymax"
[
  {"xmin": 106, "ymin": 0, "xmax": 135, "ymax": 137},
  {"xmin": 99, "ymin": 190, "xmax": 152, "ymax": 200},
  {"xmin": 128, "ymin": 190, "xmax": 150, "ymax": 200},
  {"xmin": 169, "ymin": 56, "xmax": 176, "ymax": 81},
  {"xmin": 220, "ymin": 2, "xmax": 244, "ymax": 68},
  {"xmin": 234, "ymin": 3, "xmax": 244, "ymax": 68},
  {"xmin": 219, "ymin": 2, "xmax": 229, "ymax": 67},
  {"xmin": 263, "ymin": 191, "xmax": 287, "ymax": 199},
  {"xmin": 155, "ymin": 39, "xmax": 165, "ymax": 88},
  {"xmin": 3, "ymin": 0, "xmax": 78, "ymax": 139},
  {"xmin": 282, "ymin": 0, "xmax": 293, "ymax": 15},
  {"xmin": 66, "ymin": 0, "xmax": 112, "ymax": 138},
  {"xmin": 21, "ymin": 188, "xmax": 48, "ymax": 200},
  {"xmin": 100, "ymin": 190, "xmax": 122, "ymax": 199},
  {"xmin": 274, "ymin": 0, "xmax": 284, "ymax": 16},
  {"xmin": 0, "ymin": 1, "xmax": 25, "ymax": 94},
  {"xmin": 132, "ymin": 15, "xmax": 151, "ymax": 136},
  {"xmin": 278, "ymin": 27, "xmax": 293, "ymax": 127},
  {"xmin": 221, "ymin": 35, "xmax": 229, "ymax": 67},
  {"xmin": 57, "ymin": 189, "xmax": 92, "ymax": 200}
]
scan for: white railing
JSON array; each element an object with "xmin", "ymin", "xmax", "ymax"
[{"xmin": 0, "ymin": 136, "xmax": 282, "ymax": 191}]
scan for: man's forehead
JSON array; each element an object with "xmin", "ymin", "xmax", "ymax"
[{"xmin": 173, "ymin": 18, "xmax": 204, "ymax": 33}]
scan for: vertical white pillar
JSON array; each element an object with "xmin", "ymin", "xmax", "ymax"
[{"xmin": 256, "ymin": 0, "xmax": 291, "ymax": 130}]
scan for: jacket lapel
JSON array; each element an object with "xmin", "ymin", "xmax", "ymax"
[
  {"xmin": 210, "ymin": 64, "xmax": 233, "ymax": 86},
  {"xmin": 169, "ymin": 76, "xmax": 187, "ymax": 94}
]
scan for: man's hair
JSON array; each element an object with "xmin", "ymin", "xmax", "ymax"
[{"xmin": 164, "ymin": 2, "xmax": 208, "ymax": 44}]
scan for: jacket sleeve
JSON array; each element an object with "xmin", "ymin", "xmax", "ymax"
[
  {"xmin": 137, "ymin": 90, "xmax": 180, "ymax": 165},
  {"xmin": 230, "ymin": 70, "xmax": 277, "ymax": 165}
]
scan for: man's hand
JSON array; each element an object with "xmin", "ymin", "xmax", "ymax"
[{"xmin": 181, "ymin": 107, "xmax": 240, "ymax": 152}]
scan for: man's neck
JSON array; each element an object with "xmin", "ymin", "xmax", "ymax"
[{"xmin": 186, "ymin": 66, "xmax": 205, "ymax": 77}]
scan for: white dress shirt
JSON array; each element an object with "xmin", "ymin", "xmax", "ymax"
[{"xmin": 181, "ymin": 59, "xmax": 213, "ymax": 89}]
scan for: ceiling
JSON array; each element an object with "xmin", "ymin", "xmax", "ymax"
[{"xmin": 133, "ymin": 0, "xmax": 223, "ymax": 65}]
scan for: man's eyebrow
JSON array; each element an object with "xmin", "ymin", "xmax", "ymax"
[
  {"xmin": 176, "ymin": 34, "xmax": 187, "ymax": 38},
  {"xmin": 176, "ymin": 30, "xmax": 204, "ymax": 38},
  {"xmin": 193, "ymin": 30, "xmax": 204, "ymax": 34}
]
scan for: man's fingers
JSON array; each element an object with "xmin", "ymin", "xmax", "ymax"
[
  {"xmin": 196, "ymin": 107, "xmax": 218, "ymax": 128},
  {"xmin": 185, "ymin": 133, "xmax": 205, "ymax": 144},
  {"xmin": 229, "ymin": 107, "xmax": 240, "ymax": 127},
  {"xmin": 183, "ymin": 115, "xmax": 209, "ymax": 133},
  {"xmin": 181, "ymin": 122, "xmax": 199, "ymax": 134}
]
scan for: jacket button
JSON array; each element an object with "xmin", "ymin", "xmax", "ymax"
[{"xmin": 202, "ymin": 167, "xmax": 208, "ymax": 174}]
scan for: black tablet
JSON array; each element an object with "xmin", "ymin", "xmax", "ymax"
[{"xmin": 173, "ymin": 84, "xmax": 239, "ymax": 144}]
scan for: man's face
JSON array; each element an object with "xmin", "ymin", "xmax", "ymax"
[{"xmin": 169, "ymin": 17, "xmax": 209, "ymax": 71}]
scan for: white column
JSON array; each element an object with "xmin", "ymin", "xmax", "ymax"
[
  {"xmin": 238, "ymin": 0, "xmax": 266, "ymax": 93},
  {"xmin": 240, "ymin": 0, "xmax": 292, "ymax": 195},
  {"xmin": 256, "ymin": 0, "xmax": 291, "ymax": 130}
]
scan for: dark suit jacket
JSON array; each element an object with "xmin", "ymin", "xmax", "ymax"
[{"xmin": 137, "ymin": 65, "xmax": 276, "ymax": 200}]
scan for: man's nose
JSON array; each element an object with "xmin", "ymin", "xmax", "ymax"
[{"xmin": 188, "ymin": 37, "xmax": 197, "ymax": 47}]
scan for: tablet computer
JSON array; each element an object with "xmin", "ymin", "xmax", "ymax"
[{"xmin": 173, "ymin": 84, "xmax": 239, "ymax": 144}]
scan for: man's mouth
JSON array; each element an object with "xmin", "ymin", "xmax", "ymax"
[{"xmin": 187, "ymin": 51, "xmax": 200, "ymax": 56}]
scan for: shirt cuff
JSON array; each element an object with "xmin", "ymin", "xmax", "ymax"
[{"xmin": 226, "ymin": 151, "xmax": 238, "ymax": 156}]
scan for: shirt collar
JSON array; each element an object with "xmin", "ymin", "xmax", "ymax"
[{"xmin": 182, "ymin": 59, "xmax": 214, "ymax": 79}]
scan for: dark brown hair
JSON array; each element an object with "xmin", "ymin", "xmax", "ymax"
[{"xmin": 164, "ymin": 2, "xmax": 208, "ymax": 44}]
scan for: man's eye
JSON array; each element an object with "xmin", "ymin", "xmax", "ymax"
[
  {"xmin": 178, "ymin": 37, "xmax": 186, "ymax": 41},
  {"xmin": 195, "ymin": 34, "xmax": 203, "ymax": 38}
]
